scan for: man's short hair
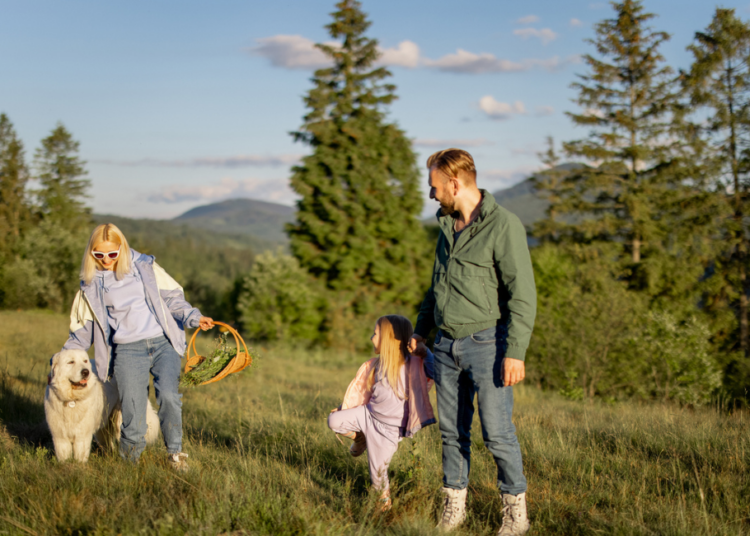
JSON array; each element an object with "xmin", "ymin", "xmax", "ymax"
[{"xmin": 426, "ymin": 148, "xmax": 477, "ymax": 185}]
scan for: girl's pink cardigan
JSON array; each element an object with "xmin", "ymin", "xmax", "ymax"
[{"xmin": 340, "ymin": 354, "xmax": 436, "ymax": 438}]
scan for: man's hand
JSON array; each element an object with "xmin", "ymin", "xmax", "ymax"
[
  {"xmin": 408, "ymin": 334, "xmax": 428, "ymax": 357},
  {"xmin": 199, "ymin": 316, "xmax": 214, "ymax": 331},
  {"xmin": 502, "ymin": 357, "xmax": 525, "ymax": 387}
]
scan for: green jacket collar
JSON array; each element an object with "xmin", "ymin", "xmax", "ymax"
[{"xmin": 436, "ymin": 189, "xmax": 499, "ymax": 248}]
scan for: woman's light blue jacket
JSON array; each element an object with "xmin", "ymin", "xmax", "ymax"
[{"xmin": 62, "ymin": 249, "xmax": 203, "ymax": 381}]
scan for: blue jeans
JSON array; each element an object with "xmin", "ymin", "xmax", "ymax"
[
  {"xmin": 112, "ymin": 335, "xmax": 183, "ymax": 462},
  {"xmin": 433, "ymin": 325, "xmax": 527, "ymax": 495}
]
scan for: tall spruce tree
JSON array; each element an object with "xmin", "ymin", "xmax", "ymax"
[
  {"xmin": 683, "ymin": 8, "xmax": 750, "ymax": 355},
  {"xmin": 287, "ymin": 0, "xmax": 428, "ymax": 312},
  {"xmin": 34, "ymin": 123, "xmax": 91, "ymax": 231},
  {"xmin": 562, "ymin": 0, "xmax": 678, "ymax": 266},
  {"xmin": 0, "ymin": 114, "xmax": 32, "ymax": 260}
]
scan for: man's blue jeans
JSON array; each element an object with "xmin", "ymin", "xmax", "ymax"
[
  {"xmin": 112, "ymin": 335, "xmax": 183, "ymax": 462},
  {"xmin": 433, "ymin": 325, "xmax": 527, "ymax": 495}
]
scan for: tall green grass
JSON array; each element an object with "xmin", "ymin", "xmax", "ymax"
[{"xmin": 0, "ymin": 310, "xmax": 748, "ymax": 535}]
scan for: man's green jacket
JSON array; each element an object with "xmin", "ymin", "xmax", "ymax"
[{"xmin": 415, "ymin": 190, "xmax": 537, "ymax": 361}]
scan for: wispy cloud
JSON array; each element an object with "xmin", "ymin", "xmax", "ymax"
[
  {"xmin": 482, "ymin": 165, "xmax": 538, "ymax": 189},
  {"xmin": 424, "ymin": 49, "xmax": 570, "ymax": 74},
  {"xmin": 414, "ymin": 138, "xmax": 494, "ymax": 148},
  {"xmin": 251, "ymin": 34, "xmax": 577, "ymax": 75},
  {"xmin": 516, "ymin": 15, "xmax": 539, "ymax": 24},
  {"xmin": 478, "ymin": 96, "xmax": 526, "ymax": 120},
  {"xmin": 377, "ymin": 40, "xmax": 421, "ymax": 68},
  {"xmin": 148, "ymin": 177, "xmax": 296, "ymax": 205},
  {"xmin": 250, "ymin": 35, "xmax": 421, "ymax": 69},
  {"xmin": 513, "ymin": 27, "xmax": 558, "ymax": 44},
  {"xmin": 249, "ymin": 35, "xmax": 332, "ymax": 69},
  {"xmin": 93, "ymin": 154, "xmax": 303, "ymax": 168},
  {"xmin": 570, "ymin": 18, "xmax": 584, "ymax": 27},
  {"xmin": 535, "ymin": 105, "xmax": 555, "ymax": 116}
]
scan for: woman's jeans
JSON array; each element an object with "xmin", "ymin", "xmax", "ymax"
[
  {"xmin": 113, "ymin": 335, "xmax": 183, "ymax": 462},
  {"xmin": 433, "ymin": 325, "xmax": 527, "ymax": 495}
]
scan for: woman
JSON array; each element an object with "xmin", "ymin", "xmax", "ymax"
[{"xmin": 62, "ymin": 223, "xmax": 213, "ymax": 470}]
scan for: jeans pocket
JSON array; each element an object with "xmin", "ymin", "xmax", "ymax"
[{"xmin": 470, "ymin": 327, "xmax": 497, "ymax": 344}]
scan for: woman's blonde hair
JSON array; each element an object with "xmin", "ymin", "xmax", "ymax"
[
  {"xmin": 370, "ymin": 315, "xmax": 413, "ymax": 399},
  {"xmin": 80, "ymin": 223, "xmax": 132, "ymax": 284}
]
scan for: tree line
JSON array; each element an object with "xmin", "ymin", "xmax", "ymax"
[{"xmin": 2, "ymin": 0, "xmax": 748, "ymax": 404}]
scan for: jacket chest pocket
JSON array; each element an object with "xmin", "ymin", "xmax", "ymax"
[{"xmin": 446, "ymin": 264, "xmax": 498, "ymax": 322}]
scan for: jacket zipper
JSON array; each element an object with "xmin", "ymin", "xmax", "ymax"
[{"xmin": 82, "ymin": 291, "xmax": 111, "ymax": 378}]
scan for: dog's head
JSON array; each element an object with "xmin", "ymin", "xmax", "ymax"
[{"xmin": 49, "ymin": 349, "xmax": 96, "ymax": 401}]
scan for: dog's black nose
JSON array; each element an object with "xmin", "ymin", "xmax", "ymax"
[{"xmin": 81, "ymin": 369, "xmax": 89, "ymax": 378}]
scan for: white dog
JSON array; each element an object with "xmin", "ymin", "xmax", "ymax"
[{"xmin": 45, "ymin": 349, "xmax": 159, "ymax": 462}]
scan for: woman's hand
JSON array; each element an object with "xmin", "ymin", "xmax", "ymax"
[{"xmin": 199, "ymin": 317, "xmax": 214, "ymax": 331}]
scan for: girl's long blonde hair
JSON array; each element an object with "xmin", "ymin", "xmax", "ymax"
[
  {"xmin": 80, "ymin": 223, "xmax": 132, "ymax": 284},
  {"xmin": 370, "ymin": 315, "xmax": 413, "ymax": 400}
]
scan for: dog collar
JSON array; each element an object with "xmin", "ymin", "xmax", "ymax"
[{"xmin": 68, "ymin": 401, "xmax": 76, "ymax": 408}]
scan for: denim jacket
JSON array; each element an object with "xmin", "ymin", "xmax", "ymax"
[{"xmin": 62, "ymin": 249, "xmax": 203, "ymax": 381}]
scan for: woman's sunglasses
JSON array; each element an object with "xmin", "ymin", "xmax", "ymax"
[{"xmin": 91, "ymin": 247, "xmax": 120, "ymax": 260}]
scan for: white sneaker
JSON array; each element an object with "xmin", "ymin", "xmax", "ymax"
[
  {"xmin": 436, "ymin": 487, "xmax": 467, "ymax": 531},
  {"xmin": 498, "ymin": 492, "xmax": 530, "ymax": 536},
  {"xmin": 168, "ymin": 452, "xmax": 189, "ymax": 473}
]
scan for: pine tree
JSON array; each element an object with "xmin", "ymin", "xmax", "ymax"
[
  {"xmin": 287, "ymin": 0, "xmax": 428, "ymax": 313},
  {"xmin": 683, "ymin": 8, "xmax": 750, "ymax": 355},
  {"xmin": 530, "ymin": 136, "xmax": 576, "ymax": 243},
  {"xmin": 0, "ymin": 114, "xmax": 32, "ymax": 260},
  {"xmin": 34, "ymin": 123, "xmax": 91, "ymax": 231}
]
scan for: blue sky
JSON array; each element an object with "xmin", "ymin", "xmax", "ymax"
[{"xmin": 1, "ymin": 0, "xmax": 745, "ymax": 219}]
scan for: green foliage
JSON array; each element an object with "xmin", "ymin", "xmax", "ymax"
[
  {"xmin": 0, "ymin": 114, "xmax": 32, "ymax": 260},
  {"xmin": 287, "ymin": 0, "xmax": 430, "ymax": 313},
  {"xmin": 237, "ymin": 250, "xmax": 327, "ymax": 343},
  {"xmin": 180, "ymin": 332, "xmax": 239, "ymax": 387},
  {"xmin": 33, "ymin": 123, "xmax": 91, "ymax": 232},
  {"xmin": 631, "ymin": 312, "xmax": 722, "ymax": 405}
]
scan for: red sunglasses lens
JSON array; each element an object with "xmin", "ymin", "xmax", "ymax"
[
  {"xmin": 107, "ymin": 252, "xmax": 119, "ymax": 259},
  {"xmin": 93, "ymin": 252, "xmax": 105, "ymax": 259}
]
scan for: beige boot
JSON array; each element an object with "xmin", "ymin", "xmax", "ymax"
[
  {"xmin": 167, "ymin": 452, "xmax": 189, "ymax": 473},
  {"xmin": 497, "ymin": 492, "xmax": 530, "ymax": 536},
  {"xmin": 436, "ymin": 487, "xmax": 467, "ymax": 531}
]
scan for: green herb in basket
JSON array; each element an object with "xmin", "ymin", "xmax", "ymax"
[{"xmin": 180, "ymin": 332, "xmax": 238, "ymax": 387}]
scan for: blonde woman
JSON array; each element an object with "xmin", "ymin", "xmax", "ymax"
[
  {"xmin": 61, "ymin": 223, "xmax": 213, "ymax": 470},
  {"xmin": 328, "ymin": 315, "xmax": 436, "ymax": 511}
]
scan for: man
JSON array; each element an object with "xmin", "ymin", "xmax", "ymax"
[{"xmin": 409, "ymin": 149, "xmax": 536, "ymax": 536}]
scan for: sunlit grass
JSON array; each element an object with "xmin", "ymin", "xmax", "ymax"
[{"xmin": 0, "ymin": 310, "xmax": 748, "ymax": 535}]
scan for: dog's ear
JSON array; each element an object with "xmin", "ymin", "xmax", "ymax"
[{"xmin": 49, "ymin": 352, "xmax": 61, "ymax": 381}]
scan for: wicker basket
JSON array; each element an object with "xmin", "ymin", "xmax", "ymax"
[{"xmin": 184, "ymin": 321, "xmax": 252, "ymax": 385}]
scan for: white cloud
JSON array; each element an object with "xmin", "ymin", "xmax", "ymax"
[
  {"xmin": 148, "ymin": 177, "xmax": 296, "ymax": 205},
  {"xmin": 377, "ymin": 40, "xmax": 421, "ymax": 68},
  {"xmin": 93, "ymin": 154, "xmax": 303, "ymax": 168},
  {"xmin": 414, "ymin": 138, "xmax": 494, "ymax": 148},
  {"xmin": 251, "ymin": 35, "xmax": 420, "ymax": 69},
  {"xmin": 535, "ymin": 105, "xmax": 555, "ymax": 116},
  {"xmin": 584, "ymin": 108, "xmax": 605, "ymax": 118},
  {"xmin": 425, "ymin": 49, "xmax": 526, "ymax": 73},
  {"xmin": 249, "ymin": 35, "xmax": 332, "ymax": 69},
  {"xmin": 478, "ymin": 96, "xmax": 526, "ymax": 119},
  {"xmin": 516, "ymin": 15, "xmax": 539, "ymax": 24},
  {"xmin": 570, "ymin": 18, "xmax": 584, "ymax": 27},
  {"xmin": 513, "ymin": 27, "xmax": 558, "ymax": 44}
]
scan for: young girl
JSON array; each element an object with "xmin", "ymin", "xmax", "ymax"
[
  {"xmin": 61, "ymin": 223, "xmax": 213, "ymax": 470},
  {"xmin": 328, "ymin": 315, "xmax": 436, "ymax": 510}
]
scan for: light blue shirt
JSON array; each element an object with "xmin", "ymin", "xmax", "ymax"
[{"xmin": 98, "ymin": 270, "xmax": 164, "ymax": 344}]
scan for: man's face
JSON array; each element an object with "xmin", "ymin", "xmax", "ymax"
[{"xmin": 428, "ymin": 167, "xmax": 456, "ymax": 216}]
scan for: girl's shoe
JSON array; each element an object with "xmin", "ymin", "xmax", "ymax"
[
  {"xmin": 168, "ymin": 452, "xmax": 189, "ymax": 473},
  {"xmin": 379, "ymin": 490, "xmax": 392, "ymax": 513},
  {"xmin": 349, "ymin": 432, "xmax": 367, "ymax": 457}
]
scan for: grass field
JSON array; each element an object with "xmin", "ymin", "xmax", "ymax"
[{"xmin": 0, "ymin": 310, "xmax": 748, "ymax": 535}]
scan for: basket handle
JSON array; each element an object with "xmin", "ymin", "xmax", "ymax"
[{"xmin": 184, "ymin": 321, "xmax": 250, "ymax": 373}]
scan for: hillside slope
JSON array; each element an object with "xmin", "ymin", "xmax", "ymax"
[{"xmin": 174, "ymin": 198, "xmax": 295, "ymax": 244}]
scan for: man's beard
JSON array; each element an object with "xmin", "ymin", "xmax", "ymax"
[{"xmin": 439, "ymin": 196, "xmax": 456, "ymax": 216}]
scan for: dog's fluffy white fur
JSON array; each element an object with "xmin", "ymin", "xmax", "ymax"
[{"xmin": 45, "ymin": 349, "xmax": 159, "ymax": 462}]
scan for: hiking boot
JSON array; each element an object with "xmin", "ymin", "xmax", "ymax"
[
  {"xmin": 350, "ymin": 431, "xmax": 367, "ymax": 457},
  {"xmin": 497, "ymin": 492, "xmax": 530, "ymax": 536},
  {"xmin": 168, "ymin": 452, "xmax": 189, "ymax": 473},
  {"xmin": 436, "ymin": 486, "xmax": 467, "ymax": 531}
]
